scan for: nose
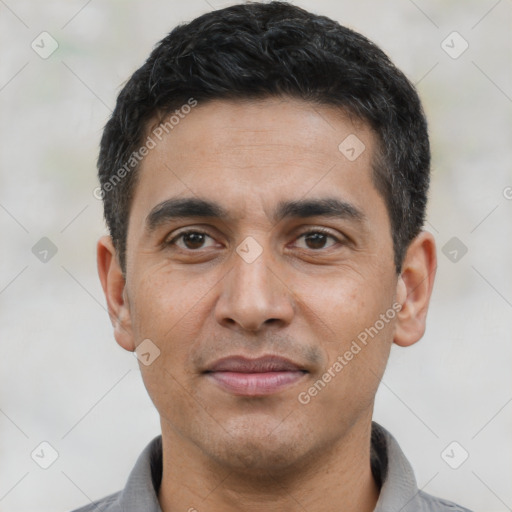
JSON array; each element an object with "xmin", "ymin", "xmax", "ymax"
[{"xmin": 214, "ymin": 245, "xmax": 295, "ymax": 333}]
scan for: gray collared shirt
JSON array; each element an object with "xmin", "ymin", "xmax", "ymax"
[{"xmin": 71, "ymin": 422, "xmax": 473, "ymax": 511}]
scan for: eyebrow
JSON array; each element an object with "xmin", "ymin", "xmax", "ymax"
[{"xmin": 145, "ymin": 196, "xmax": 366, "ymax": 232}]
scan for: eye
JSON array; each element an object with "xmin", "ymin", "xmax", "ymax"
[
  {"xmin": 165, "ymin": 228, "xmax": 343, "ymax": 252},
  {"xmin": 166, "ymin": 230, "xmax": 217, "ymax": 250},
  {"xmin": 294, "ymin": 229, "xmax": 340, "ymax": 250}
]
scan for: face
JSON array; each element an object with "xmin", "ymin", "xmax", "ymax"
[{"xmin": 100, "ymin": 97, "xmax": 427, "ymax": 475}]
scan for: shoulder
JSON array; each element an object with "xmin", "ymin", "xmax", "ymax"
[
  {"xmin": 371, "ymin": 422, "xmax": 473, "ymax": 512},
  {"xmin": 69, "ymin": 491, "xmax": 121, "ymax": 512},
  {"xmin": 416, "ymin": 489, "xmax": 474, "ymax": 511}
]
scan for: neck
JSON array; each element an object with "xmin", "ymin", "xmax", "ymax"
[{"xmin": 158, "ymin": 417, "xmax": 380, "ymax": 512}]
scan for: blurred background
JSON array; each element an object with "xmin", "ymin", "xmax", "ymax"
[{"xmin": 0, "ymin": 0, "xmax": 511, "ymax": 510}]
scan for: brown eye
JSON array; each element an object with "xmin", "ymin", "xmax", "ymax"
[
  {"xmin": 295, "ymin": 230, "xmax": 339, "ymax": 250},
  {"xmin": 167, "ymin": 231, "xmax": 216, "ymax": 250}
]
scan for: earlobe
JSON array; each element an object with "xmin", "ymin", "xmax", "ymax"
[
  {"xmin": 97, "ymin": 235, "xmax": 135, "ymax": 352},
  {"xmin": 393, "ymin": 231, "xmax": 437, "ymax": 348}
]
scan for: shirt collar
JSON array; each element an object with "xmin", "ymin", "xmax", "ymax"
[
  {"xmin": 371, "ymin": 421, "xmax": 422, "ymax": 511},
  {"xmin": 117, "ymin": 421, "xmax": 421, "ymax": 512},
  {"xmin": 118, "ymin": 435, "xmax": 163, "ymax": 511}
]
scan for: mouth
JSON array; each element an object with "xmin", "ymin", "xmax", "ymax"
[{"xmin": 203, "ymin": 355, "xmax": 308, "ymax": 397}]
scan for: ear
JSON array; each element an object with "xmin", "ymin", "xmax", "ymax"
[
  {"xmin": 394, "ymin": 230, "xmax": 437, "ymax": 347},
  {"xmin": 97, "ymin": 235, "xmax": 135, "ymax": 352}
]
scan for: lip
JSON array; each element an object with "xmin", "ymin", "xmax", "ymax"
[{"xmin": 204, "ymin": 355, "xmax": 307, "ymax": 397}]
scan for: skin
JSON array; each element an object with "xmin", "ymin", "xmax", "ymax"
[{"xmin": 98, "ymin": 97, "xmax": 436, "ymax": 512}]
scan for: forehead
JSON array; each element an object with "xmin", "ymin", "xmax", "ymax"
[
  {"xmin": 147, "ymin": 98, "xmax": 373, "ymax": 167},
  {"xmin": 133, "ymin": 98, "xmax": 379, "ymax": 213},
  {"xmin": 119, "ymin": 98, "xmax": 395, "ymax": 256}
]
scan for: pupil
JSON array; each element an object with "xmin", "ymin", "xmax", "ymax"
[
  {"xmin": 306, "ymin": 233, "xmax": 326, "ymax": 249},
  {"xmin": 185, "ymin": 233, "xmax": 204, "ymax": 249}
]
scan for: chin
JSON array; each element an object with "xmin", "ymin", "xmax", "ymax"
[
  {"xmin": 206, "ymin": 416, "xmax": 312, "ymax": 475},
  {"xmin": 216, "ymin": 439, "xmax": 303, "ymax": 476}
]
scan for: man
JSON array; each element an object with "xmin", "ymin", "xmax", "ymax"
[{"xmin": 73, "ymin": 2, "xmax": 472, "ymax": 511}]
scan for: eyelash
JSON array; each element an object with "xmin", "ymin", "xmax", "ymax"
[{"xmin": 165, "ymin": 228, "xmax": 342, "ymax": 251}]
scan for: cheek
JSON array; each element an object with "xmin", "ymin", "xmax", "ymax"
[
  {"xmin": 299, "ymin": 323, "xmax": 394, "ymax": 425},
  {"xmin": 128, "ymin": 266, "xmax": 221, "ymax": 372},
  {"xmin": 294, "ymin": 270, "xmax": 396, "ymax": 400},
  {"xmin": 128, "ymin": 270, "xmax": 210, "ymax": 422},
  {"xmin": 130, "ymin": 265, "xmax": 201, "ymax": 333},
  {"xmin": 293, "ymin": 267, "xmax": 394, "ymax": 339}
]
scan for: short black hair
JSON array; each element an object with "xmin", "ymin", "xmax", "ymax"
[{"xmin": 97, "ymin": 1, "xmax": 430, "ymax": 273}]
